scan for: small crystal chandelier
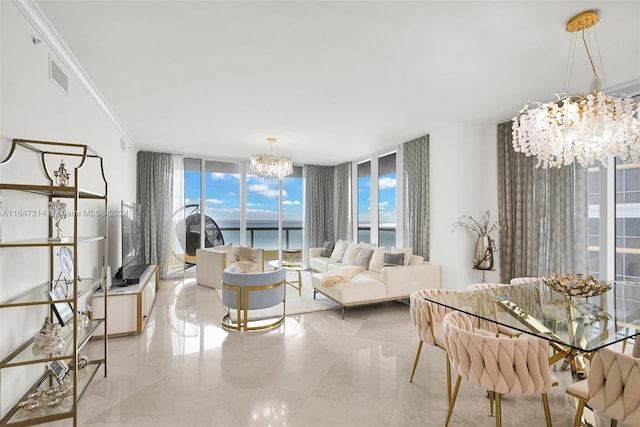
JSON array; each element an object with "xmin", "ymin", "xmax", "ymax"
[
  {"xmin": 512, "ymin": 10, "xmax": 639, "ymax": 168},
  {"xmin": 249, "ymin": 138, "xmax": 293, "ymax": 180}
]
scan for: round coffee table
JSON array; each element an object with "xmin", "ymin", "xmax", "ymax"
[{"xmin": 268, "ymin": 260, "xmax": 308, "ymax": 296}]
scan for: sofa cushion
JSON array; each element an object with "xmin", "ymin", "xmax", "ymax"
[
  {"xmin": 383, "ymin": 252, "xmax": 405, "ymax": 266},
  {"xmin": 354, "ymin": 247, "xmax": 374, "ymax": 269},
  {"xmin": 237, "ymin": 246, "xmax": 255, "ymax": 262},
  {"xmin": 390, "ymin": 247, "xmax": 412, "ymax": 266},
  {"xmin": 330, "ymin": 239, "xmax": 348, "ymax": 261},
  {"xmin": 312, "ymin": 272, "xmax": 386, "ymax": 304},
  {"xmin": 369, "ymin": 247, "xmax": 386, "ymax": 273},
  {"xmin": 321, "ymin": 241, "xmax": 335, "ymax": 258},
  {"xmin": 342, "ymin": 243, "xmax": 361, "ymax": 265},
  {"xmin": 310, "ymin": 256, "xmax": 338, "ymax": 272}
]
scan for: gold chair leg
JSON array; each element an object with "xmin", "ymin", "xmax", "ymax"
[
  {"xmin": 446, "ymin": 355, "xmax": 452, "ymax": 403},
  {"xmin": 573, "ymin": 398, "xmax": 586, "ymax": 427},
  {"xmin": 409, "ymin": 340, "xmax": 423, "ymax": 383},
  {"xmin": 489, "ymin": 390, "xmax": 494, "ymax": 417},
  {"xmin": 445, "ymin": 375, "xmax": 462, "ymax": 427},
  {"xmin": 495, "ymin": 392, "xmax": 502, "ymax": 427},
  {"xmin": 542, "ymin": 392, "xmax": 552, "ymax": 427}
]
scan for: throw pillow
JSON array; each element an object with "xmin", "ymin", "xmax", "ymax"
[
  {"xmin": 216, "ymin": 243, "xmax": 235, "ymax": 267},
  {"xmin": 237, "ymin": 246, "xmax": 254, "ymax": 262},
  {"xmin": 354, "ymin": 247, "xmax": 374, "ymax": 269},
  {"xmin": 383, "ymin": 252, "xmax": 404, "ymax": 267},
  {"xmin": 390, "ymin": 247, "xmax": 413, "ymax": 266},
  {"xmin": 321, "ymin": 241, "xmax": 335, "ymax": 258},
  {"xmin": 369, "ymin": 247, "xmax": 386, "ymax": 272},
  {"xmin": 342, "ymin": 244, "xmax": 361, "ymax": 265},
  {"xmin": 330, "ymin": 239, "xmax": 348, "ymax": 261},
  {"xmin": 234, "ymin": 261, "xmax": 255, "ymax": 273}
]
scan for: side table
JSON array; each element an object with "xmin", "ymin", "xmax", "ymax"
[{"xmin": 268, "ymin": 260, "xmax": 308, "ymax": 296}]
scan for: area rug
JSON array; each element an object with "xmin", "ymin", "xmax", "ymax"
[{"xmin": 214, "ymin": 270, "xmax": 340, "ymax": 320}]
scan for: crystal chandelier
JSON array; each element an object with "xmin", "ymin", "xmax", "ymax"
[
  {"xmin": 249, "ymin": 138, "xmax": 293, "ymax": 180},
  {"xmin": 512, "ymin": 10, "xmax": 639, "ymax": 168}
]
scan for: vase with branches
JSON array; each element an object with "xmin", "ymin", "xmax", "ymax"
[{"xmin": 451, "ymin": 211, "xmax": 505, "ymax": 270}]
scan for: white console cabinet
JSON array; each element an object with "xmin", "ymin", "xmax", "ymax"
[{"xmin": 91, "ymin": 265, "xmax": 159, "ymax": 337}]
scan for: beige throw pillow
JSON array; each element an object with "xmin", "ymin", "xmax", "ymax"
[
  {"xmin": 369, "ymin": 247, "xmax": 386, "ymax": 273},
  {"xmin": 330, "ymin": 239, "xmax": 348, "ymax": 261},
  {"xmin": 342, "ymin": 244, "xmax": 361, "ymax": 265},
  {"xmin": 237, "ymin": 246, "xmax": 255, "ymax": 262}
]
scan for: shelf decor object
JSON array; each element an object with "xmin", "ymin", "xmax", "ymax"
[
  {"xmin": 53, "ymin": 160, "xmax": 70, "ymax": 187},
  {"xmin": 48, "ymin": 200, "xmax": 67, "ymax": 242},
  {"xmin": 541, "ymin": 273, "xmax": 612, "ymax": 298},
  {"xmin": 0, "ymin": 138, "xmax": 108, "ymax": 427},
  {"xmin": 511, "ymin": 10, "xmax": 639, "ymax": 168}
]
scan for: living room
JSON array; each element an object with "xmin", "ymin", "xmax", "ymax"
[{"xmin": 1, "ymin": 1, "xmax": 639, "ymax": 426}]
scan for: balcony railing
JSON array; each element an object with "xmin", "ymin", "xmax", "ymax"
[{"xmin": 218, "ymin": 226, "xmax": 302, "ymax": 250}]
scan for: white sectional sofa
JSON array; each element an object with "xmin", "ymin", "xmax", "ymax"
[{"xmin": 309, "ymin": 242, "xmax": 441, "ymax": 317}]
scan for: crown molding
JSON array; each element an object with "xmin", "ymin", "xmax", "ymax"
[{"xmin": 13, "ymin": 0, "xmax": 136, "ymax": 149}]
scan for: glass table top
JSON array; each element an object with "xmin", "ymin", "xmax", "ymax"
[{"xmin": 424, "ymin": 280, "xmax": 640, "ymax": 353}]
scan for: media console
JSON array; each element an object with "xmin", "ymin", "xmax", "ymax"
[{"xmin": 91, "ymin": 265, "xmax": 159, "ymax": 337}]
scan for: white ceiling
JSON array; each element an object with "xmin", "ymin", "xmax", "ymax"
[{"xmin": 35, "ymin": 1, "xmax": 640, "ymax": 165}]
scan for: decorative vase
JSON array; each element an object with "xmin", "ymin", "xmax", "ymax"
[{"xmin": 473, "ymin": 235, "xmax": 494, "ymax": 270}]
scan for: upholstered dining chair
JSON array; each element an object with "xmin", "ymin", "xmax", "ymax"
[
  {"xmin": 566, "ymin": 342, "xmax": 640, "ymax": 427},
  {"xmin": 409, "ymin": 288, "xmax": 459, "ymax": 402},
  {"xmin": 467, "ymin": 282, "xmax": 522, "ymax": 338},
  {"xmin": 443, "ymin": 310, "xmax": 558, "ymax": 427}
]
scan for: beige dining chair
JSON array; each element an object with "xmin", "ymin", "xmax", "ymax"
[
  {"xmin": 467, "ymin": 282, "xmax": 522, "ymax": 338},
  {"xmin": 443, "ymin": 310, "xmax": 558, "ymax": 427},
  {"xmin": 566, "ymin": 343, "xmax": 640, "ymax": 427},
  {"xmin": 409, "ymin": 288, "xmax": 459, "ymax": 402}
]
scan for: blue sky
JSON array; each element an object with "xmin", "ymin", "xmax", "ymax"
[
  {"xmin": 185, "ymin": 170, "xmax": 396, "ymax": 226},
  {"xmin": 184, "ymin": 171, "xmax": 303, "ymax": 224}
]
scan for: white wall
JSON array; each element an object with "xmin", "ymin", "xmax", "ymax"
[
  {"xmin": 0, "ymin": 1, "xmax": 137, "ymax": 414},
  {"xmin": 429, "ymin": 122, "xmax": 500, "ymax": 290}
]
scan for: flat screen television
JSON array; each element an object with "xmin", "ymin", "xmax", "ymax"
[{"xmin": 119, "ymin": 200, "xmax": 147, "ymax": 284}]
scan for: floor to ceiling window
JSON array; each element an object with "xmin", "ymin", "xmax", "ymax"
[
  {"xmin": 282, "ymin": 167, "xmax": 303, "ymax": 250},
  {"xmin": 586, "ymin": 93, "xmax": 640, "ymax": 282},
  {"xmin": 357, "ymin": 161, "xmax": 371, "ymax": 243},
  {"xmin": 378, "ymin": 152, "xmax": 396, "ymax": 247},
  {"xmin": 204, "ymin": 160, "xmax": 241, "ymax": 246}
]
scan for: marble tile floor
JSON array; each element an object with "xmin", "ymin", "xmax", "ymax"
[{"xmin": 51, "ymin": 273, "xmax": 594, "ymax": 426}]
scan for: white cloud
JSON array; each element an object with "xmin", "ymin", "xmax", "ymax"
[
  {"xmin": 229, "ymin": 192, "xmax": 236, "ymax": 197},
  {"xmin": 379, "ymin": 177, "xmax": 396, "ymax": 190},
  {"xmin": 206, "ymin": 198, "xmax": 225, "ymax": 205},
  {"xmin": 248, "ymin": 183, "xmax": 287, "ymax": 199},
  {"xmin": 282, "ymin": 200, "xmax": 301, "ymax": 206},
  {"xmin": 379, "ymin": 201, "xmax": 389, "ymax": 210},
  {"xmin": 210, "ymin": 172, "xmax": 226, "ymax": 180}
]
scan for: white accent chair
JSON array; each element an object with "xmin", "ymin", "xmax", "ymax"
[
  {"xmin": 443, "ymin": 310, "xmax": 558, "ymax": 427},
  {"xmin": 196, "ymin": 245, "xmax": 264, "ymax": 288},
  {"xmin": 409, "ymin": 288, "xmax": 459, "ymax": 402},
  {"xmin": 566, "ymin": 343, "xmax": 640, "ymax": 427}
]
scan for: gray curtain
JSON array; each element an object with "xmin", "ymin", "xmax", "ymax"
[
  {"xmin": 303, "ymin": 165, "xmax": 335, "ymax": 259},
  {"xmin": 403, "ymin": 135, "xmax": 430, "ymax": 260},
  {"xmin": 497, "ymin": 122, "xmax": 587, "ymax": 283},
  {"xmin": 137, "ymin": 151, "xmax": 183, "ymax": 279},
  {"xmin": 333, "ymin": 162, "xmax": 352, "ymax": 242}
]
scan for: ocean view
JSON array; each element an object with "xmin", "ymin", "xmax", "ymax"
[{"xmin": 215, "ymin": 220, "xmax": 396, "ymax": 250}]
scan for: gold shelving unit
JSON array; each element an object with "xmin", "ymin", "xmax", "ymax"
[{"xmin": 0, "ymin": 139, "xmax": 108, "ymax": 426}]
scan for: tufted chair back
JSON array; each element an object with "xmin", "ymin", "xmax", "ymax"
[
  {"xmin": 409, "ymin": 288, "xmax": 460, "ymax": 401},
  {"xmin": 587, "ymin": 347, "xmax": 640, "ymax": 425},
  {"xmin": 410, "ymin": 288, "xmax": 459, "ymax": 347},
  {"xmin": 443, "ymin": 310, "xmax": 556, "ymax": 426}
]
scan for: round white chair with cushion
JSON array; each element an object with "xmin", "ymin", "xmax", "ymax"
[
  {"xmin": 222, "ymin": 266, "xmax": 286, "ymax": 331},
  {"xmin": 443, "ymin": 310, "xmax": 558, "ymax": 427}
]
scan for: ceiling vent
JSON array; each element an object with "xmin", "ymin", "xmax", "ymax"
[{"xmin": 49, "ymin": 56, "xmax": 68, "ymax": 93}]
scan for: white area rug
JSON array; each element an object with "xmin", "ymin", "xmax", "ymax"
[{"xmin": 215, "ymin": 271, "xmax": 340, "ymax": 320}]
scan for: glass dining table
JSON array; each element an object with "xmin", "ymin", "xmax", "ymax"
[{"xmin": 423, "ymin": 279, "xmax": 640, "ymax": 381}]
